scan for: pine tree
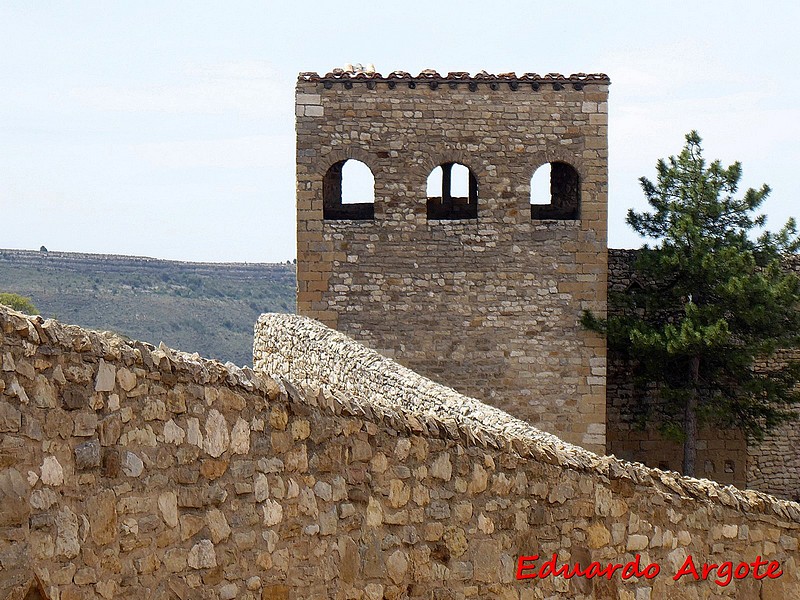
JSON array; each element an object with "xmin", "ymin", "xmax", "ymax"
[{"xmin": 584, "ymin": 131, "xmax": 800, "ymax": 477}]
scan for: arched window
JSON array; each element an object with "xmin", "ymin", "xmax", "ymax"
[
  {"xmin": 530, "ymin": 161, "xmax": 580, "ymax": 220},
  {"xmin": 426, "ymin": 162, "xmax": 478, "ymax": 220},
  {"xmin": 323, "ymin": 159, "xmax": 375, "ymax": 220}
]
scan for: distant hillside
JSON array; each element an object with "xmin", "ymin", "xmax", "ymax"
[{"xmin": 0, "ymin": 249, "xmax": 296, "ymax": 366}]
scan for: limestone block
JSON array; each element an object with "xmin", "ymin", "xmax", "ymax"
[
  {"xmin": 205, "ymin": 508, "xmax": 231, "ymax": 543},
  {"xmin": 0, "ymin": 468, "xmax": 30, "ymax": 526},
  {"xmin": 187, "ymin": 539, "xmax": 217, "ymax": 569},
  {"xmin": 430, "ymin": 452, "xmax": 452, "ymax": 481},
  {"xmin": 262, "ymin": 500, "xmax": 283, "ymax": 526},
  {"xmin": 204, "ymin": 410, "xmax": 229, "ymax": 458},
  {"xmin": 230, "ymin": 417, "xmax": 251, "ymax": 454},
  {"xmin": 32, "ymin": 374, "xmax": 57, "ymax": 408},
  {"xmin": 74, "ymin": 440, "xmax": 101, "ymax": 470},
  {"xmin": 41, "ymin": 456, "xmax": 64, "ymax": 486},
  {"xmin": 159, "ymin": 491, "xmax": 179, "ymax": 528},
  {"xmin": 95, "ymin": 359, "xmax": 116, "ymax": 392},
  {"xmin": 386, "ymin": 550, "xmax": 408, "ymax": 584},
  {"xmin": 55, "ymin": 506, "xmax": 80, "ymax": 558},
  {"xmin": 163, "ymin": 420, "xmax": 186, "ymax": 445},
  {"xmin": 121, "ymin": 451, "xmax": 144, "ymax": 477},
  {"xmin": 86, "ymin": 489, "xmax": 117, "ymax": 544},
  {"xmin": 0, "ymin": 401, "xmax": 21, "ymax": 432}
]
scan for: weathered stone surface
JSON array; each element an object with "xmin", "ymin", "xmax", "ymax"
[
  {"xmin": 230, "ymin": 417, "xmax": 251, "ymax": 454},
  {"xmin": 626, "ymin": 534, "xmax": 650, "ymax": 551},
  {"xmin": 204, "ymin": 410, "xmax": 229, "ymax": 458},
  {"xmin": 163, "ymin": 419, "xmax": 186, "ymax": 445},
  {"xmin": 386, "ymin": 549, "xmax": 408, "ymax": 584},
  {"xmin": 41, "ymin": 455, "xmax": 64, "ymax": 486},
  {"xmin": 85, "ymin": 489, "xmax": 117, "ymax": 544},
  {"xmin": 218, "ymin": 583, "xmax": 238, "ymax": 600},
  {"xmin": 205, "ymin": 508, "xmax": 231, "ymax": 543},
  {"xmin": 0, "ymin": 468, "xmax": 29, "ymax": 526},
  {"xmin": 200, "ymin": 459, "xmax": 228, "ymax": 480},
  {"xmin": 472, "ymin": 540, "xmax": 501, "ymax": 583},
  {"xmin": 430, "ymin": 452, "xmax": 453, "ymax": 481},
  {"xmin": 73, "ymin": 412, "xmax": 98, "ymax": 437},
  {"xmin": 261, "ymin": 584, "xmax": 289, "ymax": 600},
  {"xmin": 55, "ymin": 506, "xmax": 80, "ymax": 558},
  {"xmin": 99, "ymin": 414, "xmax": 122, "ymax": 446},
  {"xmin": 3, "ymin": 296, "xmax": 800, "ymax": 599},
  {"xmin": 187, "ymin": 539, "xmax": 217, "ymax": 569},
  {"xmin": 0, "ymin": 401, "xmax": 21, "ymax": 433},
  {"xmin": 116, "ymin": 367, "xmax": 137, "ymax": 392},
  {"xmin": 262, "ymin": 500, "xmax": 283, "ymax": 526},
  {"xmin": 159, "ymin": 491, "xmax": 179, "ymax": 528},
  {"xmin": 187, "ymin": 417, "xmax": 203, "ymax": 448},
  {"xmin": 254, "ymin": 473, "xmax": 269, "ymax": 502},
  {"xmin": 32, "ymin": 374, "xmax": 57, "ymax": 408},
  {"xmin": 121, "ymin": 451, "xmax": 144, "ymax": 477},
  {"xmin": 587, "ymin": 522, "xmax": 611, "ymax": 548},
  {"xmin": 95, "ymin": 359, "xmax": 116, "ymax": 392},
  {"xmin": 75, "ymin": 440, "xmax": 101, "ymax": 470}
]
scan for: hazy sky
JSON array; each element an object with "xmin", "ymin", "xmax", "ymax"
[{"xmin": 1, "ymin": 1, "xmax": 798, "ymax": 262}]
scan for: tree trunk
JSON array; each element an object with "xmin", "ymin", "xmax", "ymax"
[{"xmin": 682, "ymin": 356, "xmax": 701, "ymax": 477}]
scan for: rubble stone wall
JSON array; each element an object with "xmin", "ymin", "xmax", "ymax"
[
  {"xmin": 745, "ymin": 255, "xmax": 800, "ymax": 500},
  {"xmin": 295, "ymin": 70, "xmax": 609, "ymax": 453},
  {"xmin": 2, "ymin": 306, "xmax": 800, "ymax": 599},
  {"xmin": 253, "ymin": 312, "xmax": 800, "ymax": 599}
]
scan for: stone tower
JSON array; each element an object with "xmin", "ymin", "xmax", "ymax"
[{"xmin": 295, "ymin": 68, "xmax": 609, "ymax": 452}]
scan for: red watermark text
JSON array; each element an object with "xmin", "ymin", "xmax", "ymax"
[{"xmin": 517, "ymin": 553, "xmax": 782, "ymax": 587}]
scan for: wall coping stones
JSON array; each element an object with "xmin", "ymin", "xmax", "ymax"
[{"xmin": 0, "ymin": 305, "xmax": 277, "ymax": 399}]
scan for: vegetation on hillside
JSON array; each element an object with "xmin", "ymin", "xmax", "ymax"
[
  {"xmin": 0, "ymin": 292, "xmax": 39, "ymax": 314},
  {"xmin": 0, "ymin": 250, "xmax": 296, "ymax": 366}
]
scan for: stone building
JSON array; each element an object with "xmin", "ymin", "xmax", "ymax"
[{"xmin": 295, "ymin": 68, "xmax": 610, "ymax": 453}]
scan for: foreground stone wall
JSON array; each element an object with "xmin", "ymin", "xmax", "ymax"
[
  {"xmin": 255, "ymin": 313, "xmax": 800, "ymax": 598},
  {"xmin": 296, "ymin": 69, "xmax": 609, "ymax": 453},
  {"xmin": 2, "ymin": 306, "xmax": 800, "ymax": 599}
]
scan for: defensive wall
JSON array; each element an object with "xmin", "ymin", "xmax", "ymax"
[
  {"xmin": 295, "ymin": 69, "xmax": 609, "ymax": 454},
  {"xmin": 2, "ymin": 305, "xmax": 800, "ymax": 599}
]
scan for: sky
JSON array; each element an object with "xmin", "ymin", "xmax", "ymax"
[{"xmin": 1, "ymin": 1, "xmax": 798, "ymax": 263}]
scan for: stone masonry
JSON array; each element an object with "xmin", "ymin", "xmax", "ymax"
[
  {"xmin": 296, "ymin": 69, "xmax": 609, "ymax": 453},
  {"xmin": 2, "ymin": 305, "xmax": 800, "ymax": 598}
]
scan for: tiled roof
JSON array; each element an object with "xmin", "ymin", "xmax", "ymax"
[{"xmin": 299, "ymin": 69, "xmax": 610, "ymax": 89}]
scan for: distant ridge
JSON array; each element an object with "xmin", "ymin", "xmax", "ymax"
[
  {"xmin": 0, "ymin": 248, "xmax": 297, "ymax": 366},
  {"xmin": 0, "ymin": 248, "xmax": 290, "ymax": 275}
]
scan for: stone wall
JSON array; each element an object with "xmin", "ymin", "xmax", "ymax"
[
  {"xmin": 607, "ymin": 249, "xmax": 800, "ymax": 498},
  {"xmin": 3, "ymin": 306, "xmax": 800, "ymax": 599},
  {"xmin": 295, "ymin": 69, "xmax": 609, "ymax": 453},
  {"xmin": 745, "ymin": 253, "xmax": 800, "ymax": 500},
  {"xmin": 253, "ymin": 312, "xmax": 800, "ymax": 598}
]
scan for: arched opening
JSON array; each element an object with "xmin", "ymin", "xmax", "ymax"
[
  {"xmin": 323, "ymin": 159, "xmax": 375, "ymax": 220},
  {"xmin": 426, "ymin": 162, "xmax": 478, "ymax": 220},
  {"xmin": 530, "ymin": 161, "xmax": 580, "ymax": 220}
]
